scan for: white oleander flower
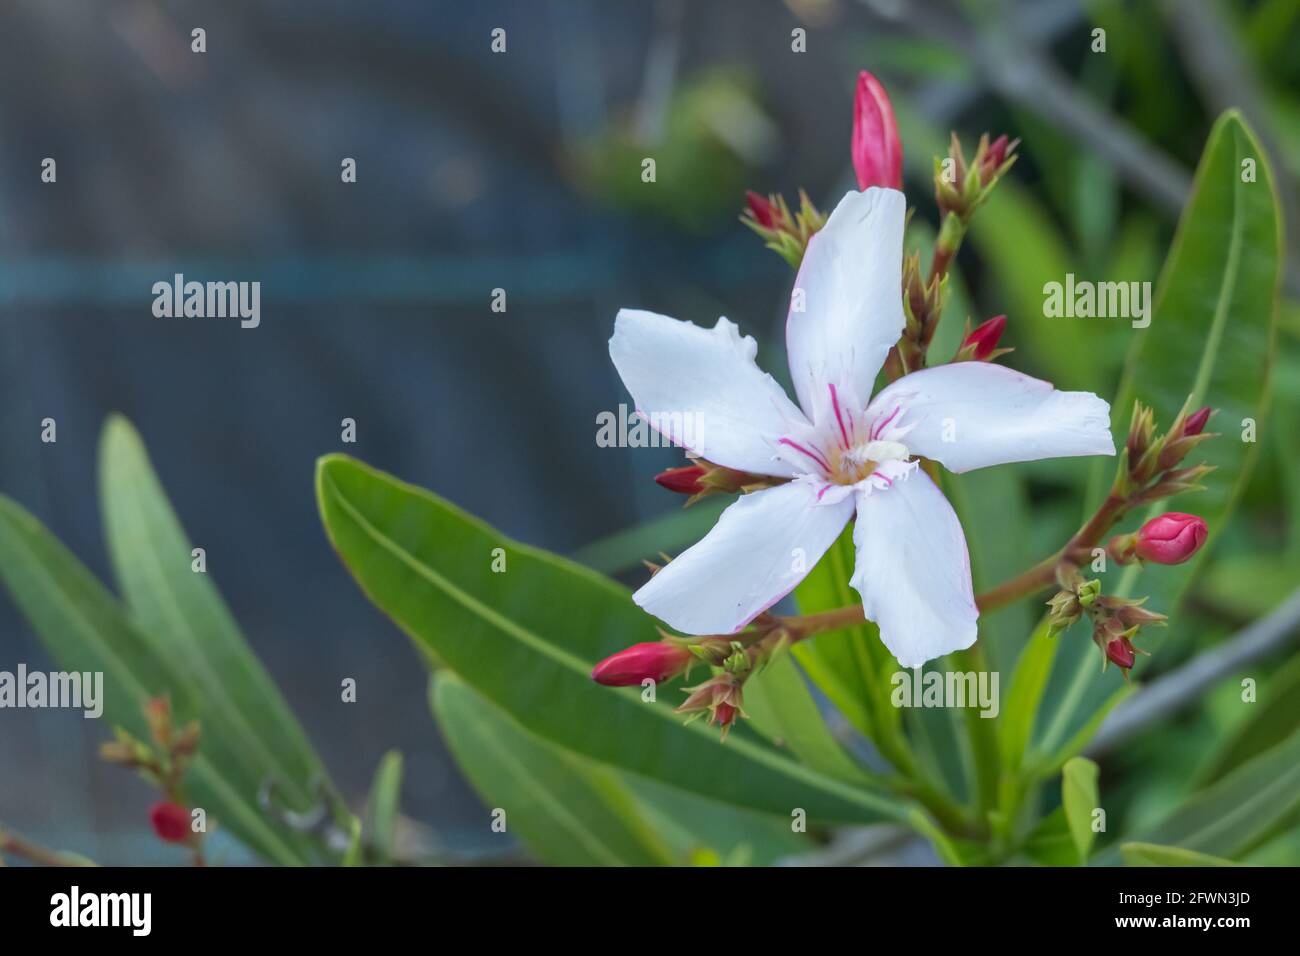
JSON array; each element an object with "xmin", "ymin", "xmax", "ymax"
[{"xmin": 609, "ymin": 188, "xmax": 1114, "ymax": 667}]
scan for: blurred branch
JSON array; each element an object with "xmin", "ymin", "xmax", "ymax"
[
  {"xmin": 869, "ymin": 0, "xmax": 1190, "ymax": 211},
  {"xmin": 0, "ymin": 824, "xmax": 98, "ymax": 866},
  {"xmin": 1087, "ymin": 587, "xmax": 1300, "ymax": 758},
  {"xmin": 633, "ymin": 0, "xmax": 683, "ymax": 144},
  {"xmin": 866, "ymin": 0, "xmax": 1300, "ymax": 293},
  {"xmin": 1159, "ymin": 0, "xmax": 1300, "ymax": 288}
]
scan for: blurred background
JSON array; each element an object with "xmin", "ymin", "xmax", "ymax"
[{"xmin": 1, "ymin": 0, "xmax": 1297, "ymax": 863}]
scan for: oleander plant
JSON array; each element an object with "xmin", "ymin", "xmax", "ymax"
[{"xmin": 2, "ymin": 57, "xmax": 1296, "ymax": 867}]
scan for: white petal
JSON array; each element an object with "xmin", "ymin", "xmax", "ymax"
[
  {"xmin": 634, "ymin": 481, "xmax": 854, "ymax": 635},
  {"xmin": 850, "ymin": 470, "xmax": 977, "ymax": 668},
  {"xmin": 610, "ymin": 309, "xmax": 810, "ymax": 476},
  {"xmin": 867, "ymin": 362, "xmax": 1115, "ymax": 474},
  {"xmin": 786, "ymin": 188, "xmax": 906, "ymax": 418}
]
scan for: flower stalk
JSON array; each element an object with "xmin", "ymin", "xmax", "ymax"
[{"xmin": 100, "ymin": 696, "xmax": 207, "ymax": 865}]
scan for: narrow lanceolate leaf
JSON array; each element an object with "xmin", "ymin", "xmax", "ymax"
[
  {"xmin": 1061, "ymin": 757, "xmax": 1101, "ymax": 864},
  {"xmin": 363, "ymin": 750, "xmax": 404, "ymax": 864},
  {"xmin": 1094, "ymin": 726, "xmax": 1300, "ymax": 865},
  {"xmin": 1120, "ymin": 843, "xmax": 1241, "ymax": 867},
  {"xmin": 431, "ymin": 673, "xmax": 675, "ymax": 866},
  {"xmin": 997, "ymin": 619, "xmax": 1056, "ymax": 772},
  {"xmin": 317, "ymin": 454, "xmax": 908, "ymax": 826},
  {"xmin": 623, "ymin": 776, "xmax": 812, "ymax": 866},
  {"xmin": 741, "ymin": 652, "xmax": 876, "ymax": 785},
  {"xmin": 1036, "ymin": 111, "xmax": 1283, "ymax": 758},
  {"xmin": 98, "ymin": 416, "xmax": 329, "ymax": 811},
  {"xmin": 0, "ymin": 496, "xmax": 315, "ymax": 866}
]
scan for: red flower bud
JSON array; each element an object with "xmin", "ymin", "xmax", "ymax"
[
  {"xmin": 745, "ymin": 190, "xmax": 779, "ymax": 230},
  {"xmin": 963, "ymin": 315, "xmax": 1006, "ymax": 360},
  {"xmin": 1183, "ymin": 406, "xmax": 1212, "ymax": 436},
  {"xmin": 149, "ymin": 801, "xmax": 191, "ymax": 843},
  {"xmin": 591, "ymin": 641, "xmax": 692, "ymax": 686},
  {"xmin": 1135, "ymin": 513, "xmax": 1207, "ymax": 565},
  {"xmin": 654, "ymin": 465, "xmax": 707, "ymax": 495},
  {"xmin": 851, "ymin": 71, "xmax": 902, "ymax": 191},
  {"xmin": 713, "ymin": 700, "xmax": 739, "ymax": 730},
  {"xmin": 1105, "ymin": 636, "xmax": 1136, "ymax": 671}
]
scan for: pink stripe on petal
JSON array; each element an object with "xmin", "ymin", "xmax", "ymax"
[
  {"xmin": 871, "ymin": 404, "xmax": 901, "ymax": 440},
  {"xmin": 778, "ymin": 437, "xmax": 831, "ymax": 473},
  {"xmin": 829, "ymin": 383, "xmax": 851, "ymax": 448}
]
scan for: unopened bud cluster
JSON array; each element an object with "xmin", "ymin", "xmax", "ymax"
[
  {"xmin": 1043, "ymin": 401, "xmax": 1215, "ymax": 678},
  {"xmin": 741, "ymin": 190, "xmax": 828, "ymax": 269},
  {"xmin": 1120, "ymin": 400, "xmax": 1215, "ymax": 504},
  {"xmin": 1046, "ymin": 571, "xmax": 1164, "ymax": 679},
  {"xmin": 100, "ymin": 697, "xmax": 204, "ymax": 851},
  {"xmin": 934, "ymin": 133, "xmax": 1018, "ymax": 224},
  {"xmin": 592, "ymin": 617, "xmax": 792, "ymax": 739}
]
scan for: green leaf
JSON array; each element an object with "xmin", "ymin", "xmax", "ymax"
[
  {"xmin": 1021, "ymin": 807, "xmax": 1079, "ymax": 866},
  {"xmin": 622, "ymin": 776, "xmax": 812, "ymax": 865},
  {"xmin": 0, "ymin": 496, "xmax": 315, "ymax": 866},
  {"xmin": 1061, "ymin": 756, "xmax": 1101, "ymax": 863},
  {"xmin": 1120, "ymin": 842, "xmax": 1241, "ymax": 867},
  {"xmin": 1037, "ymin": 111, "xmax": 1283, "ymax": 757},
  {"xmin": 1110, "ymin": 110, "xmax": 1282, "ymax": 555},
  {"xmin": 316, "ymin": 454, "xmax": 907, "ymax": 826},
  {"xmin": 1095, "ymin": 726, "xmax": 1300, "ymax": 864},
  {"xmin": 431, "ymin": 672, "xmax": 674, "ymax": 866},
  {"xmin": 741, "ymin": 652, "xmax": 876, "ymax": 784},
  {"xmin": 98, "ymin": 416, "xmax": 327, "ymax": 810},
  {"xmin": 997, "ymin": 619, "xmax": 1056, "ymax": 772},
  {"xmin": 341, "ymin": 816, "xmax": 364, "ymax": 867},
  {"xmin": 362, "ymin": 750, "xmax": 404, "ymax": 864}
]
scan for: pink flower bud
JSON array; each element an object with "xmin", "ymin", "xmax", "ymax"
[
  {"xmin": 149, "ymin": 801, "xmax": 191, "ymax": 843},
  {"xmin": 592, "ymin": 642, "xmax": 692, "ymax": 686},
  {"xmin": 654, "ymin": 465, "xmax": 706, "ymax": 495},
  {"xmin": 979, "ymin": 134, "xmax": 1013, "ymax": 184},
  {"xmin": 987, "ymin": 134, "xmax": 1010, "ymax": 166},
  {"xmin": 1135, "ymin": 513, "xmax": 1207, "ymax": 565},
  {"xmin": 744, "ymin": 190, "xmax": 779, "ymax": 230},
  {"xmin": 1183, "ymin": 406, "xmax": 1211, "ymax": 436},
  {"xmin": 963, "ymin": 315, "xmax": 1006, "ymax": 360},
  {"xmin": 1105, "ymin": 636, "xmax": 1136, "ymax": 671},
  {"xmin": 851, "ymin": 71, "xmax": 902, "ymax": 191}
]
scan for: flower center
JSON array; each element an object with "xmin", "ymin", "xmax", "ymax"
[{"xmin": 830, "ymin": 439, "xmax": 910, "ymax": 485}]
